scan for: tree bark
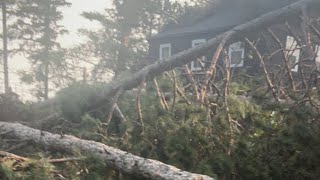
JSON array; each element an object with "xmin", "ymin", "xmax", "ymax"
[
  {"xmin": 0, "ymin": 121, "xmax": 214, "ymax": 180},
  {"xmin": 2, "ymin": 2, "xmax": 9, "ymax": 93},
  {"xmin": 92, "ymin": 0, "xmax": 319, "ymax": 109}
]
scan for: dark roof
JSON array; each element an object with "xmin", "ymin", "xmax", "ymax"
[{"xmin": 151, "ymin": 0, "xmax": 298, "ymax": 40}]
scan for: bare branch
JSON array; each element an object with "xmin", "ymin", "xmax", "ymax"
[
  {"xmin": 244, "ymin": 37, "xmax": 280, "ymax": 102},
  {"xmin": 93, "ymin": 0, "xmax": 318, "ymax": 108}
]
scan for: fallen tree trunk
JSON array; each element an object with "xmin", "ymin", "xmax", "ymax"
[
  {"xmin": 32, "ymin": 0, "xmax": 319, "ymax": 116},
  {"xmin": 93, "ymin": 0, "xmax": 319, "ymax": 108},
  {"xmin": 0, "ymin": 122, "xmax": 214, "ymax": 180}
]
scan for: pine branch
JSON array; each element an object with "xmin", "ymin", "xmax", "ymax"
[
  {"xmin": 0, "ymin": 122, "xmax": 214, "ymax": 180},
  {"xmin": 92, "ymin": 0, "xmax": 319, "ymax": 109}
]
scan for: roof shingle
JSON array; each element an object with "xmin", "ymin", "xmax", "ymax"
[{"xmin": 151, "ymin": 0, "xmax": 299, "ymax": 39}]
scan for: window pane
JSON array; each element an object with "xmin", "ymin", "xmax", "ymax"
[
  {"xmin": 191, "ymin": 39, "xmax": 206, "ymax": 71},
  {"xmin": 228, "ymin": 41, "xmax": 244, "ymax": 67},
  {"xmin": 286, "ymin": 36, "xmax": 299, "ymax": 71},
  {"xmin": 286, "ymin": 36, "xmax": 300, "ymax": 60},
  {"xmin": 193, "ymin": 58, "xmax": 203, "ymax": 68},
  {"xmin": 194, "ymin": 42, "xmax": 203, "ymax": 46},
  {"xmin": 288, "ymin": 55, "xmax": 297, "ymax": 67},
  {"xmin": 230, "ymin": 50, "xmax": 243, "ymax": 65},
  {"xmin": 229, "ymin": 42, "xmax": 243, "ymax": 51},
  {"xmin": 161, "ymin": 47, "xmax": 170, "ymax": 59},
  {"xmin": 316, "ymin": 45, "xmax": 320, "ymax": 63},
  {"xmin": 286, "ymin": 36, "xmax": 296, "ymax": 50}
]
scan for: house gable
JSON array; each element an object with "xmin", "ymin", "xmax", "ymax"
[{"xmin": 148, "ymin": 0, "xmax": 319, "ymax": 77}]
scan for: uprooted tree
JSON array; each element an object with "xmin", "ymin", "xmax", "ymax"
[{"xmin": 1, "ymin": 0, "xmax": 320, "ymax": 179}]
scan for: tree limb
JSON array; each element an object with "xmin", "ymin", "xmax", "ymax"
[
  {"xmin": 0, "ymin": 121, "xmax": 214, "ymax": 180},
  {"xmin": 93, "ymin": 0, "xmax": 319, "ymax": 109}
]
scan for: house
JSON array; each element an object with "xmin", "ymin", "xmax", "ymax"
[{"xmin": 148, "ymin": 0, "xmax": 320, "ymax": 80}]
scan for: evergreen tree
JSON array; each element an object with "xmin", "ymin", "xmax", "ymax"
[
  {"xmin": 2, "ymin": 1, "xmax": 9, "ymax": 93},
  {"xmin": 15, "ymin": 0, "xmax": 71, "ymax": 100},
  {"xmin": 1, "ymin": 0, "xmax": 18, "ymax": 94},
  {"xmin": 78, "ymin": 0, "xmax": 186, "ymax": 80}
]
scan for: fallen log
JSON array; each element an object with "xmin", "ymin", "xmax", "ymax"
[
  {"xmin": 92, "ymin": 0, "xmax": 319, "ymax": 109},
  {"xmin": 30, "ymin": 0, "xmax": 319, "ymax": 120},
  {"xmin": 0, "ymin": 122, "xmax": 214, "ymax": 180}
]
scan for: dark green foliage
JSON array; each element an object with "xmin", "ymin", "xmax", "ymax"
[
  {"xmin": 3, "ymin": 77, "xmax": 320, "ymax": 180},
  {"xmin": 0, "ymin": 92, "xmax": 32, "ymax": 122},
  {"xmin": 56, "ymin": 82, "xmax": 104, "ymax": 122},
  {"xmin": 14, "ymin": 0, "xmax": 72, "ymax": 100},
  {"xmin": 0, "ymin": 158, "xmax": 55, "ymax": 180}
]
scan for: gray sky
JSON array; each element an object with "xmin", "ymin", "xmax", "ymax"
[
  {"xmin": 9, "ymin": 1, "xmax": 111, "ymax": 68},
  {"xmin": 5, "ymin": 1, "xmax": 111, "ymax": 98},
  {"xmin": 59, "ymin": 0, "xmax": 111, "ymax": 47}
]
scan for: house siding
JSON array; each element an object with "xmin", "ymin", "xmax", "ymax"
[
  {"xmin": 148, "ymin": 8, "xmax": 320, "ymax": 80},
  {"xmin": 149, "ymin": 31, "xmax": 222, "ymax": 62}
]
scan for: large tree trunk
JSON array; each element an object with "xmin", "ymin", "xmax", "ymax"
[
  {"xmin": 92, "ymin": 0, "xmax": 319, "ymax": 109},
  {"xmin": 2, "ymin": 2, "xmax": 9, "ymax": 93},
  {"xmin": 43, "ymin": 62, "xmax": 49, "ymax": 100},
  {"xmin": 43, "ymin": 2, "xmax": 51, "ymax": 100},
  {"xmin": 0, "ymin": 122, "xmax": 214, "ymax": 180},
  {"xmin": 33, "ymin": 0, "xmax": 319, "ymax": 111}
]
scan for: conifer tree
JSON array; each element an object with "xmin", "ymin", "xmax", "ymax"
[
  {"xmin": 79, "ymin": 0, "xmax": 186, "ymax": 80},
  {"xmin": 2, "ymin": 1, "xmax": 9, "ymax": 93},
  {"xmin": 15, "ymin": 0, "xmax": 71, "ymax": 100}
]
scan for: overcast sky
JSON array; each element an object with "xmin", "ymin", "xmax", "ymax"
[
  {"xmin": 9, "ymin": 1, "xmax": 111, "ymax": 67},
  {"xmin": 4, "ymin": 1, "xmax": 112, "ymax": 96},
  {"xmin": 59, "ymin": 0, "xmax": 111, "ymax": 47}
]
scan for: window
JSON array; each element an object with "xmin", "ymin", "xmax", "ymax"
[
  {"xmin": 315, "ymin": 45, "xmax": 320, "ymax": 69},
  {"xmin": 286, "ymin": 36, "xmax": 300, "ymax": 72},
  {"xmin": 316, "ymin": 45, "xmax": 320, "ymax": 63},
  {"xmin": 191, "ymin": 39, "xmax": 206, "ymax": 71},
  {"xmin": 228, "ymin": 41, "xmax": 244, "ymax": 67},
  {"xmin": 159, "ymin": 44, "xmax": 171, "ymax": 60}
]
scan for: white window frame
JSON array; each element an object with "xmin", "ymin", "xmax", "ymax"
[
  {"xmin": 315, "ymin": 45, "xmax": 320, "ymax": 63},
  {"xmin": 191, "ymin": 39, "xmax": 206, "ymax": 71},
  {"xmin": 286, "ymin": 36, "xmax": 300, "ymax": 72},
  {"xmin": 228, "ymin": 41, "xmax": 245, "ymax": 68},
  {"xmin": 159, "ymin": 43, "xmax": 171, "ymax": 61},
  {"xmin": 315, "ymin": 45, "xmax": 320, "ymax": 70}
]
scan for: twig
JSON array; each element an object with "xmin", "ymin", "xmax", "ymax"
[
  {"xmin": 308, "ymin": 22, "xmax": 320, "ymax": 40},
  {"xmin": 105, "ymin": 88, "xmax": 124, "ymax": 126},
  {"xmin": 153, "ymin": 78, "xmax": 169, "ymax": 110},
  {"xmin": 184, "ymin": 65, "xmax": 200, "ymax": 102},
  {"xmin": 114, "ymin": 104, "xmax": 128, "ymax": 123},
  {"xmin": 164, "ymin": 72, "xmax": 191, "ymax": 105},
  {"xmin": 201, "ymin": 37, "xmax": 231, "ymax": 102},
  {"xmin": 136, "ymin": 79, "xmax": 145, "ymax": 135},
  {"xmin": 0, "ymin": 150, "xmax": 86, "ymax": 164},
  {"xmin": 0, "ymin": 150, "xmax": 27, "ymax": 161},
  {"xmin": 222, "ymin": 50, "xmax": 234, "ymax": 155},
  {"xmin": 267, "ymin": 29, "xmax": 296, "ymax": 90},
  {"xmin": 244, "ymin": 37, "xmax": 280, "ymax": 102},
  {"xmin": 63, "ymin": 0, "xmax": 319, "ymax": 111},
  {"xmin": 301, "ymin": 5, "xmax": 314, "ymax": 57},
  {"xmin": 48, "ymin": 157, "xmax": 87, "ymax": 163},
  {"xmin": 171, "ymin": 71, "xmax": 177, "ymax": 111},
  {"xmin": 0, "ymin": 122, "xmax": 215, "ymax": 180},
  {"xmin": 285, "ymin": 21, "xmax": 303, "ymax": 46}
]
